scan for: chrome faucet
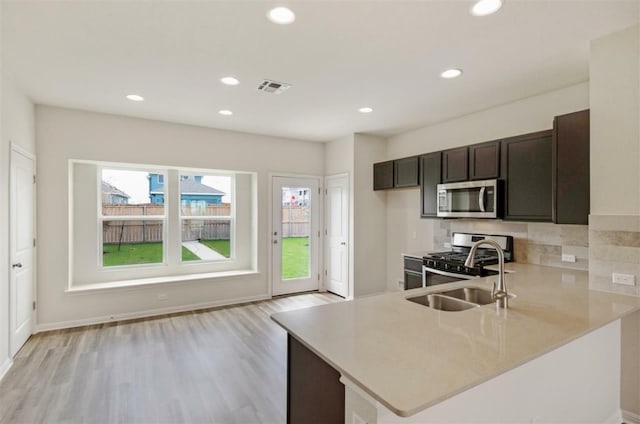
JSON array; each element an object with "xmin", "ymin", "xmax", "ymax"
[{"xmin": 464, "ymin": 239, "xmax": 509, "ymax": 309}]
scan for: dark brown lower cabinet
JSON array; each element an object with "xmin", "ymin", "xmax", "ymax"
[
  {"xmin": 288, "ymin": 335, "xmax": 344, "ymax": 424},
  {"xmin": 501, "ymin": 130, "xmax": 553, "ymax": 221}
]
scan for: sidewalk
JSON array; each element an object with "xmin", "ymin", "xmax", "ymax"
[{"xmin": 182, "ymin": 240, "xmax": 226, "ymax": 260}]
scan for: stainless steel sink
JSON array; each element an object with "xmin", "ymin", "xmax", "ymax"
[
  {"xmin": 407, "ymin": 293, "xmax": 478, "ymax": 312},
  {"xmin": 436, "ymin": 287, "xmax": 495, "ymax": 305},
  {"xmin": 406, "ymin": 286, "xmax": 514, "ymax": 312}
]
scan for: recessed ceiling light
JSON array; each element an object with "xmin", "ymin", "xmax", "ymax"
[
  {"xmin": 221, "ymin": 76, "xmax": 239, "ymax": 86},
  {"xmin": 358, "ymin": 107, "xmax": 374, "ymax": 113},
  {"xmin": 470, "ymin": 0, "xmax": 503, "ymax": 16},
  {"xmin": 218, "ymin": 110, "xmax": 233, "ymax": 116},
  {"xmin": 440, "ymin": 68, "xmax": 463, "ymax": 79},
  {"xmin": 267, "ymin": 7, "xmax": 296, "ymax": 25},
  {"xmin": 126, "ymin": 94, "xmax": 144, "ymax": 102}
]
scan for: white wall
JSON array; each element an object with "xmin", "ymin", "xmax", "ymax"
[
  {"xmin": 590, "ymin": 24, "xmax": 640, "ymax": 216},
  {"xmin": 384, "ymin": 83, "xmax": 590, "ymax": 289},
  {"xmin": 325, "ymin": 135, "xmax": 355, "ymax": 298},
  {"xmin": 35, "ymin": 106, "xmax": 324, "ymax": 329},
  {"xmin": 353, "ymin": 134, "xmax": 388, "ymax": 296},
  {"xmin": 0, "ymin": 70, "xmax": 36, "ymax": 372}
]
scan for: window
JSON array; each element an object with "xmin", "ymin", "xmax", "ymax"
[
  {"xmin": 100, "ymin": 169, "xmax": 166, "ymax": 268},
  {"xmin": 180, "ymin": 172, "xmax": 233, "ymax": 262},
  {"xmin": 69, "ymin": 160, "xmax": 255, "ymax": 289}
]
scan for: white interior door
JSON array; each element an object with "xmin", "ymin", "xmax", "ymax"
[
  {"xmin": 272, "ymin": 176, "xmax": 320, "ymax": 296},
  {"xmin": 324, "ymin": 174, "xmax": 349, "ymax": 298},
  {"xmin": 10, "ymin": 146, "xmax": 35, "ymax": 357}
]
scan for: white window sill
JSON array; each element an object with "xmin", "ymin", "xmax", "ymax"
[{"xmin": 66, "ymin": 269, "xmax": 259, "ymax": 294}]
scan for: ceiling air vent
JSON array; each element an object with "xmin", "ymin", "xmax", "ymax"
[{"xmin": 258, "ymin": 79, "xmax": 291, "ymax": 94}]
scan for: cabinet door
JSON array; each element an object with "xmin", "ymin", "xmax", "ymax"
[
  {"xmin": 420, "ymin": 152, "xmax": 442, "ymax": 217},
  {"xmin": 469, "ymin": 140, "xmax": 500, "ymax": 180},
  {"xmin": 501, "ymin": 130, "xmax": 553, "ymax": 221},
  {"xmin": 394, "ymin": 156, "xmax": 419, "ymax": 188},
  {"xmin": 553, "ymin": 110, "xmax": 589, "ymax": 225},
  {"xmin": 288, "ymin": 335, "xmax": 344, "ymax": 423},
  {"xmin": 373, "ymin": 160, "xmax": 394, "ymax": 190},
  {"xmin": 404, "ymin": 271, "xmax": 423, "ymax": 290},
  {"xmin": 442, "ymin": 147, "xmax": 468, "ymax": 183}
]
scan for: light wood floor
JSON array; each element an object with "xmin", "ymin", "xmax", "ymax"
[{"xmin": 0, "ymin": 292, "xmax": 343, "ymax": 424}]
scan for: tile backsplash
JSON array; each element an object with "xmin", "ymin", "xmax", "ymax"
[
  {"xmin": 434, "ymin": 220, "xmax": 589, "ymax": 271},
  {"xmin": 589, "ymin": 215, "xmax": 640, "ymax": 296}
]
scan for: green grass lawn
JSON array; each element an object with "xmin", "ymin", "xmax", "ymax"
[
  {"xmin": 103, "ymin": 242, "xmax": 199, "ymax": 266},
  {"xmin": 281, "ymin": 236, "xmax": 309, "ymax": 279},
  {"xmin": 103, "ymin": 238, "xmax": 307, "ymax": 275},
  {"xmin": 200, "ymin": 240, "xmax": 231, "ymax": 258}
]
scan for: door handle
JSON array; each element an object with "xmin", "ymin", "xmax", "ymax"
[
  {"xmin": 340, "ymin": 242, "xmax": 346, "ymax": 245},
  {"xmin": 479, "ymin": 187, "xmax": 486, "ymax": 212},
  {"xmin": 12, "ymin": 263, "xmax": 23, "ymax": 269},
  {"xmin": 273, "ymin": 240, "xmax": 278, "ymax": 244}
]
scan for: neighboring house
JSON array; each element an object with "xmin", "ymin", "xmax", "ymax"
[
  {"xmin": 282, "ymin": 187, "xmax": 309, "ymax": 206},
  {"xmin": 148, "ymin": 173, "xmax": 224, "ymax": 205},
  {"xmin": 101, "ymin": 181, "xmax": 130, "ymax": 205}
]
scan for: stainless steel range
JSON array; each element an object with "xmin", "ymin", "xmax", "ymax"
[{"xmin": 422, "ymin": 232, "xmax": 514, "ymax": 286}]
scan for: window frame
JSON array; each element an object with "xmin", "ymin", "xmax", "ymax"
[
  {"xmin": 179, "ymin": 171, "xmax": 236, "ymax": 264},
  {"xmin": 98, "ymin": 166, "xmax": 168, "ymax": 270}
]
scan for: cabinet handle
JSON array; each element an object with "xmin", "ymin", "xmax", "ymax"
[{"xmin": 12, "ymin": 263, "xmax": 23, "ymax": 269}]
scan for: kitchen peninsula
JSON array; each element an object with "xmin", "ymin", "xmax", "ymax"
[{"xmin": 272, "ymin": 264, "xmax": 640, "ymax": 423}]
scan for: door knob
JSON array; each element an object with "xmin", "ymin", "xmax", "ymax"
[{"xmin": 12, "ymin": 263, "xmax": 22, "ymax": 269}]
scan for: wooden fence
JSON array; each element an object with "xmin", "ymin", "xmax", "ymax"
[
  {"xmin": 102, "ymin": 204, "xmax": 310, "ymax": 243},
  {"xmin": 103, "ymin": 220, "xmax": 232, "ymax": 244},
  {"xmin": 102, "ymin": 204, "xmax": 231, "ymax": 216}
]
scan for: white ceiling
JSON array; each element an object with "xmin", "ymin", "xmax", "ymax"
[{"xmin": 3, "ymin": 0, "xmax": 639, "ymax": 142}]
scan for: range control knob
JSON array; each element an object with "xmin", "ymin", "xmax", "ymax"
[{"xmin": 444, "ymin": 264, "xmax": 450, "ymax": 270}]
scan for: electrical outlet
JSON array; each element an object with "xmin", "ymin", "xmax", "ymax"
[
  {"xmin": 157, "ymin": 292, "xmax": 169, "ymax": 301},
  {"xmin": 612, "ymin": 273, "xmax": 636, "ymax": 286},
  {"xmin": 561, "ymin": 254, "xmax": 576, "ymax": 263}
]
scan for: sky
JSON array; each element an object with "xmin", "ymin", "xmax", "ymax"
[{"xmin": 102, "ymin": 169, "xmax": 232, "ymax": 204}]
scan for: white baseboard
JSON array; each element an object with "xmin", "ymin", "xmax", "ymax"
[
  {"xmin": 35, "ymin": 294, "xmax": 271, "ymax": 333},
  {"xmin": 622, "ymin": 409, "xmax": 640, "ymax": 424},
  {"xmin": 603, "ymin": 409, "xmax": 623, "ymax": 423},
  {"xmin": 0, "ymin": 358, "xmax": 13, "ymax": 382}
]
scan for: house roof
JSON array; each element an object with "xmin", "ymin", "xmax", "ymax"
[
  {"xmin": 101, "ymin": 181, "xmax": 130, "ymax": 198},
  {"xmin": 150, "ymin": 180, "xmax": 225, "ymax": 196}
]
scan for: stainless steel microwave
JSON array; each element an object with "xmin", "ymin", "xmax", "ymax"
[{"xmin": 436, "ymin": 179, "xmax": 500, "ymax": 218}]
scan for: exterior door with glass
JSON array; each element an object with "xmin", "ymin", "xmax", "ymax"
[{"xmin": 272, "ymin": 176, "xmax": 320, "ymax": 296}]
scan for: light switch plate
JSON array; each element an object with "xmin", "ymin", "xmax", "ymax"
[
  {"xmin": 562, "ymin": 254, "xmax": 576, "ymax": 263},
  {"xmin": 612, "ymin": 273, "xmax": 636, "ymax": 286}
]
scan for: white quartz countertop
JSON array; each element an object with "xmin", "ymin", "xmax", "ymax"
[{"xmin": 271, "ymin": 263, "xmax": 640, "ymax": 417}]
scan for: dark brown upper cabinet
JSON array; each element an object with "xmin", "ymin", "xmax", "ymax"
[
  {"xmin": 552, "ymin": 109, "xmax": 590, "ymax": 225},
  {"xmin": 469, "ymin": 140, "xmax": 500, "ymax": 180},
  {"xmin": 394, "ymin": 156, "xmax": 420, "ymax": 188},
  {"xmin": 442, "ymin": 146, "xmax": 469, "ymax": 183},
  {"xmin": 420, "ymin": 151, "xmax": 442, "ymax": 217},
  {"xmin": 501, "ymin": 130, "xmax": 553, "ymax": 222},
  {"xmin": 373, "ymin": 160, "xmax": 394, "ymax": 190}
]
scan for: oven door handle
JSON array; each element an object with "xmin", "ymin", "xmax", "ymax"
[
  {"xmin": 479, "ymin": 186, "xmax": 486, "ymax": 212},
  {"xmin": 423, "ymin": 266, "xmax": 480, "ymax": 280}
]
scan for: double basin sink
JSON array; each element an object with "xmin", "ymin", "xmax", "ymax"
[{"xmin": 407, "ymin": 287, "xmax": 512, "ymax": 311}]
